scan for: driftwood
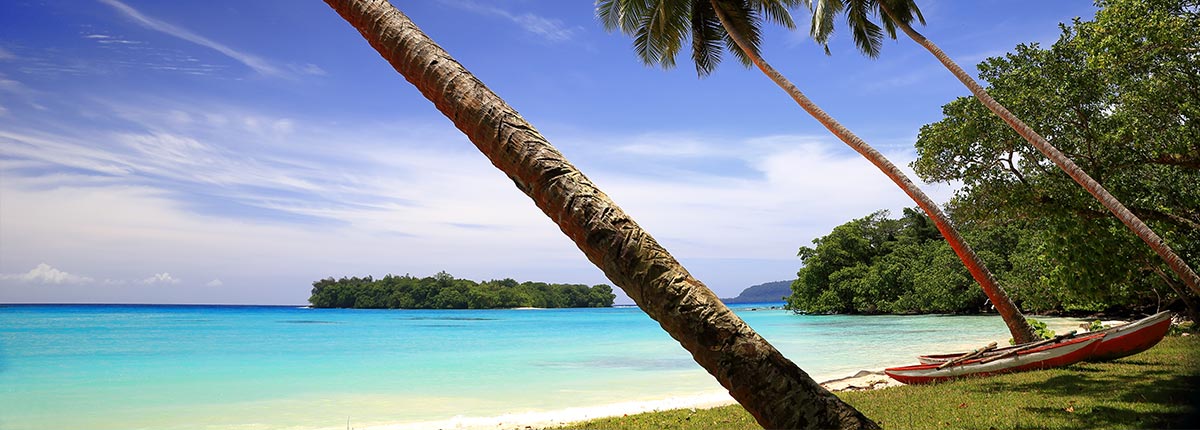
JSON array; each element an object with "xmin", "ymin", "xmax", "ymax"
[
  {"xmin": 978, "ymin": 331, "xmax": 1079, "ymax": 364},
  {"xmin": 937, "ymin": 342, "xmax": 998, "ymax": 369}
]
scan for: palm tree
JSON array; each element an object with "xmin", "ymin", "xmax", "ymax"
[
  {"xmin": 320, "ymin": 1, "xmax": 876, "ymax": 428},
  {"xmin": 597, "ymin": 0, "xmax": 1039, "ymax": 343},
  {"xmin": 806, "ymin": 0, "xmax": 1200, "ymax": 295}
]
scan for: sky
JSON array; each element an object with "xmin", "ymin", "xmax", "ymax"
[{"xmin": 0, "ymin": 0, "xmax": 1100, "ymax": 305}]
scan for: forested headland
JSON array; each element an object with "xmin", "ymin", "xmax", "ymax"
[
  {"xmin": 308, "ymin": 272, "xmax": 616, "ymax": 309},
  {"xmin": 787, "ymin": 0, "xmax": 1198, "ymax": 320}
]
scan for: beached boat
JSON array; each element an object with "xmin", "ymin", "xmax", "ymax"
[
  {"xmin": 1084, "ymin": 311, "xmax": 1173, "ymax": 361},
  {"xmin": 916, "ymin": 311, "xmax": 1174, "ymax": 365},
  {"xmin": 885, "ymin": 332, "xmax": 1105, "ymax": 385}
]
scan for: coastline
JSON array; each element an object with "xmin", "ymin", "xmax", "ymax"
[
  {"xmin": 352, "ymin": 371, "xmax": 905, "ymax": 430},
  {"xmin": 356, "ymin": 315, "xmax": 1112, "ymax": 430}
]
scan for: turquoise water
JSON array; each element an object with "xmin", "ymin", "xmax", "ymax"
[{"xmin": 0, "ymin": 304, "xmax": 1085, "ymax": 429}]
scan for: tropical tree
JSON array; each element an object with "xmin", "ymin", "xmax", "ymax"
[
  {"xmin": 806, "ymin": 0, "xmax": 1200, "ymax": 295},
  {"xmin": 910, "ymin": 7, "xmax": 1200, "ymax": 321},
  {"xmin": 596, "ymin": 0, "xmax": 1037, "ymax": 343},
  {"xmin": 320, "ymin": 1, "xmax": 875, "ymax": 428}
]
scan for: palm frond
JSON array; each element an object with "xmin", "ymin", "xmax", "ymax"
[
  {"xmin": 845, "ymin": 0, "xmax": 883, "ymax": 57},
  {"xmin": 690, "ymin": 0, "xmax": 725, "ymax": 76},
  {"xmin": 627, "ymin": 0, "xmax": 693, "ymax": 68},
  {"xmin": 714, "ymin": 0, "xmax": 763, "ymax": 68},
  {"xmin": 807, "ymin": 0, "xmax": 843, "ymax": 47},
  {"xmin": 748, "ymin": 0, "xmax": 802, "ymax": 29},
  {"xmin": 876, "ymin": 0, "xmax": 924, "ymax": 40},
  {"xmin": 602, "ymin": 0, "xmax": 804, "ymax": 72},
  {"xmin": 597, "ymin": 0, "xmax": 652, "ymax": 33}
]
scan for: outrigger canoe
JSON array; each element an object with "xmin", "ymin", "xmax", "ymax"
[
  {"xmin": 1084, "ymin": 311, "xmax": 1173, "ymax": 361},
  {"xmin": 885, "ymin": 332, "xmax": 1105, "ymax": 385},
  {"xmin": 916, "ymin": 311, "xmax": 1173, "ymax": 365}
]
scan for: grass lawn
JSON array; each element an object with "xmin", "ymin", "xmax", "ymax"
[{"xmin": 556, "ymin": 334, "xmax": 1199, "ymax": 429}]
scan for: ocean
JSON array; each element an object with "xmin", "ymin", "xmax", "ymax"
[{"xmin": 0, "ymin": 304, "xmax": 1088, "ymax": 429}]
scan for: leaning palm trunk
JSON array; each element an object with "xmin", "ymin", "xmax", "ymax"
[
  {"xmin": 879, "ymin": 4, "xmax": 1200, "ymax": 295},
  {"xmin": 322, "ymin": 1, "xmax": 876, "ymax": 428},
  {"xmin": 709, "ymin": 1, "xmax": 1037, "ymax": 344}
]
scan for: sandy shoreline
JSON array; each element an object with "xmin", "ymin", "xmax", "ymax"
[
  {"xmin": 357, "ymin": 317, "xmax": 1105, "ymax": 430},
  {"xmin": 355, "ymin": 371, "xmax": 903, "ymax": 430}
]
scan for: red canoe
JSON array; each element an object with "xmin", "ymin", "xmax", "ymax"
[
  {"xmin": 916, "ymin": 311, "xmax": 1174, "ymax": 365},
  {"xmin": 1084, "ymin": 311, "xmax": 1173, "ymax": 361},
  {"xmin": 885, "ymin": 332, "xmax": 1105, "ymax": 385}
]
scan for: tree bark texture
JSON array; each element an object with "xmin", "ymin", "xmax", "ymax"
[
  {"xmin": 709, "ymin": 1, "xmax": 1038, "ymax": 344},
  {"xmin": 881, "ymin": 4, "xmax": 1200, "ymax": 296},
  {"xmin": 322, "ymin": 1, "xmax": 876, "ymax": 428}
]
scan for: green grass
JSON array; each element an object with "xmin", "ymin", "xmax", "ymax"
[{"xmin": 554, "ymin": 335, "xmax": 1199, "ymax": 429}]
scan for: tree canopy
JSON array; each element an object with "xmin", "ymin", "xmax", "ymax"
[
  {"xmin": 910, "ymin": 0, "xmax": 1198, "ymax": 317},
  {"xmin": 785, "ymin": 208, "xmax": 991, "ymax": 314},
  {"xmin": 308, "ymin": 272, "xmax": 616, "ymax": 309},
  {"xmin": 789, "ymin": 0, "xmax": 1199, "ymax": 319}
]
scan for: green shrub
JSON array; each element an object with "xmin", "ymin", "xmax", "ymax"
[{"xmin": 1010, "ymin": 318, "xmax": 1056, "ymax": 344}]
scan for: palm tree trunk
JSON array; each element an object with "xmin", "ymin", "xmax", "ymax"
[
  {"xmin": 322, "ymin": 1, "xmax": 876, "ymax": 428},
  {"xmin": 709, "ymin": 1, "xmax": 1038, "ymax": 344},
  {"xmin": 880, "ymin": 4, "xmax": 1200, "ymax": 296}
]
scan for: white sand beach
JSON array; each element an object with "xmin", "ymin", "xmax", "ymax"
[
  {"xmin": 354, "ymin": 370, "xmax": 910, "ymax": 430},
  {"xmin": 354, "ymin": 316, "xmax": 1113, "ymax": 430}
]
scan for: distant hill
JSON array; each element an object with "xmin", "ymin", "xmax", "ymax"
[{"xmin": 723, "ymin": 280, "xmax": 794, "ymax": 304}]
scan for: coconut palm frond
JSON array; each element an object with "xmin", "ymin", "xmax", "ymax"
[
  {"xmin": 597, "ymin": 0, "xmax": 652, "ymax": 33},
  {"xmin": 845, "ymin": 0, "xmax": 883, "ymax": 57},
  {"xmin": 877, "ymin": 0, "xmax": 925, "ymax": 39},
  {"xmin": 715, "ymin": 0, "xmax": 765, "ymax": 68},
  {"xmin": 691, "ymin": 0, "xmax": 726, "ymax": 75},
  {"xmin": 604, "ymin": 0, "xmax": 803, "ymax": 72},
  {"xmin": 748, "ymin": 0, "xmax": 801, "ymax": 29},
  {"xmin": 628, "ymin": 0, "xmax": 693, "ymax": 68},
  {"xmin": 807, "ymin": 0, "xmax": 843, "ymax": 45}
]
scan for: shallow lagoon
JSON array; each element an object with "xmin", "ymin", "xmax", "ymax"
[{"xmin": 0, "ymin": 304, "xmax": 1087, "ymax": 429}]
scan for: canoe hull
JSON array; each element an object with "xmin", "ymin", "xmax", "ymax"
[
  {"xmin": 1086, "ymin": 311, "xmax": 1173, "ymax": 362},
  {"xmin": 916, "ymin": 312, "xmax": 1175, "ymax": 365},
  {"xmin": 885, "ymin": 334, "xmax": 1104, "ymax": 385}
]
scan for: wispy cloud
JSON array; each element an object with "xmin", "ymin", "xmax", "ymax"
[
  {"xmin": 142, "ymin": 272, "xmax": 180, "ymax": 284},
  {"xmin": 443, "ymin": 0, "xmax": 579, "ymax": 43},
  {"xmin": 0, "ymin": 45, "xmax": 15, "ymax": 60},
  {"xmin": 97, "ymin": 0, "xmax": 284, "ymax": 77},
  {"xmin": 0, "ymin": 263, "xmax": 93, "ymax": 284},
  {"xmin": 0, "ymin": 264, "xmax": 198, "ymax": 287},
  {"xmin": 205, "ymin": 279, "xmax": 224, "ymax": 287}
]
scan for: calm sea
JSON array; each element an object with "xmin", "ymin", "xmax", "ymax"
[{"xmin": 0, "ymin": 304, "xmax": 1086, "ymax": 429}]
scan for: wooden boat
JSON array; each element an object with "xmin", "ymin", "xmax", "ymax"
[
  {"xmin": 916, "ymin": 311, "xmax": 1174, "ymax": 365},
  {"xmin": 1084, "ymin": 311, "xmax": 1173, "ymax": 361},
  {"xmin": 885, "ymin": 332, "xmax": 1105, "ymax": 385}
]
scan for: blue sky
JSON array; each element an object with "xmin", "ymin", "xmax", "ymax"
[{"xmin": 0, "ymin": 0, "xmax": 1098, "ymax": 305}]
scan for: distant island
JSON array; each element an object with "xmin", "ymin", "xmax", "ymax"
[
  {"xmin": 723, "ymin": 280, "xmax": 794, "ymax": 304},
  {"xmin": 308, "ymin": 272, "xmax": 616, "ymax": 309}
]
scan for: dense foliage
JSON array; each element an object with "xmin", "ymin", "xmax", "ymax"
[
  {"xmin": 785, "ymin": 208, "xmax": 990, "ymax": 314},
  {"xmin": 308, "ymin": 272, "xmax": 616, "ymax": 309},
  {"xmin": 912, "ymin": 0, "xmax": 1198, "ymax": 318},
  {"xmin": 789, "ymin": 0, "xmax": 1198, "ymax": 318}
]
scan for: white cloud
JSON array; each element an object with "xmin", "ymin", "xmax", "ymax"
[
  {"xmin": 97, "ymin": 0, "xmax": 284, "ymax": 77},
  {"xmin": 443, "ymin": 0, "xmax": 578, "ymax": 43},
  {"xmin": 205, "ymin": 279, "xmax": 224, "ymax": 287},
  {"xmin": 0, "ymin": 45, "xmax": 14, "ymax": 60},
  {"xmin": 142, "ymin": 272, "xmax": 180, "ymax": 284},
  {"xmin": 290, "ymin": 63, "xmax": 327, "ymax": 76},
  {"xmin": 0, "ymin": 96, "xmax": 957, "ymax": 303},
  {"xmin": 0, "ymin": 263, "xmax": 94, "ymax": 284},
  {"xmin": 565, "ymin": 132, "xmax": 957, "ymax": 262},
  {"xmin": 615, "ymin": 135, "xmax": 734, "ymax": 158},
  {"xmin": 0, "ymin": 74, "xmax": 31, "ymax": 95}
]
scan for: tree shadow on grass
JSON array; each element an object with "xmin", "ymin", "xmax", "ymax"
[{"xmin": 969, "ymin": 361, "xmax": 1200, "ymax": 429}]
